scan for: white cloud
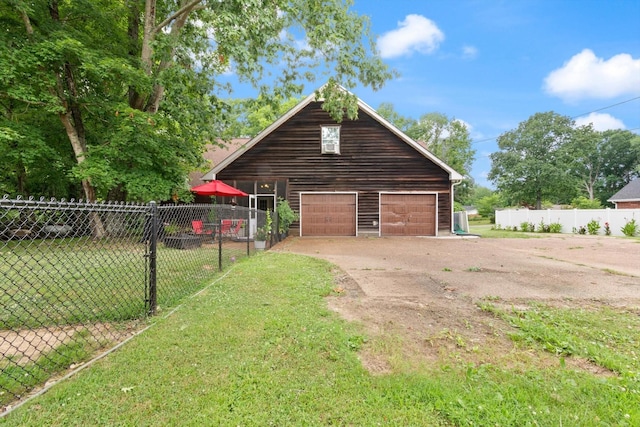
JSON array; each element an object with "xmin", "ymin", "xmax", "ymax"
[
  {"xmin": 462, "ymin": 45, "xmax": 478, "ymax": 60},
  {"xmin": 574, "ymin": 112, "xmax": 626, "ymax": 131},
  {"xmin": 430, "ymin": 119, "xmax": 472, "ymax": 140},
  {"xmin": 544, "ymin": 49, "xmax": 640, "ymax": 101},
  {"xmin": 454, "ymin": 118, "xmax": 472, "ymax": 131},
  {"xmin": 377, "ymin": 14, "xmax": 444, "ymax": 59}
]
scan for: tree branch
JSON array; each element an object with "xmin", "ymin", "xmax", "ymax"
[
  {"xmin": 152, "ymin": 0, "xmax": 204, "ymax": 36},
  {"xmin": 19, "ymin": 10, "xmax": 34, "ymax": 35},
  {"xmin": 145, "ymin": 1, "xmax": 199, "ymax": 112}
]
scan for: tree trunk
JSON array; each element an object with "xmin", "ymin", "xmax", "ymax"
[
  {"xmin": 585, "ymin": 182, "xmax": 594, "ymax": 200},
  {"xmin": 58, "ymin": 110, "xmax": 106, "ymax": 237},
  {"xmin": 127, "ymin": 0, "xmax": 142, "ymax": 108},
  {"xmin": 131, "ymin": 0, "xmax": 200, "ymax": 112},
  {"xmin": 49, "ymin": 1, "xmax": 105, "ymax": 237},
  {"xmin": 16, "ymin": 161, "xmax": 26, "ymax": 195}
]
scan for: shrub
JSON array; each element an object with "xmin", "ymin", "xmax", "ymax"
[
  {"xmin": 538, "ymin": 219, "xmax": 550, "ymax": 233},
  {"xmin": 621, "ymin": 218, "xmax": 638, "ymax": 237},
  {"xmin": 549, "ymin": 222, "xmax": 562, "ymax": 233},
  {"xmin": 587, "ymin": 219, "xmax": 600, "ymax": 235},
  {"xmin": 541, "ymin": 200, "xmax": 554, "ymax": 209},
  {"xmin": 575, "ymin": 225, "xmax": 587, "ymax": 235},
  {"xmin": 476, "ymin": 194, "xmax": 503, "ymax": 223},
  {"xmin": 604, "ymin": 222, "xmax": 611, "ymax": 236},
  {"xmin": 255, "ymin": 210, "xmax": 272, "ymax": 241},
  {"xmin": 276, "ymin": 198, "xmax": 298, "ymax": 235},
  {"xmin": 520, "ymin": 222, "xmax": 533, "ymax": 232},
  {"xmin": 571, "ymin": 196, "xmax": 603, "ymax": 209}
]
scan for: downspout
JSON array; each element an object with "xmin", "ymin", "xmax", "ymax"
[{"xmin": 451, "ymin": 179, "xmax": 463, "ymax": 234}]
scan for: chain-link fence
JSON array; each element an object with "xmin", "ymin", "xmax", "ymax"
[{"xmin": 0, "ymin": 196, "xmax": 276, "ymax": 409}]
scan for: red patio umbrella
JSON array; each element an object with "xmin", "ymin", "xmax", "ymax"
[{"xmin": 190, "ymin": 180, "xmax": 248, "ymax": 197}]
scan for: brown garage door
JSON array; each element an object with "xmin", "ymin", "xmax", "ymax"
[
  {"xmin": 301, "ymin": 193, "xmax": 356, "ymax": 236},
  {"xmin": 380, "ymin": 194, "xmax": 436, "ymax": 236}
]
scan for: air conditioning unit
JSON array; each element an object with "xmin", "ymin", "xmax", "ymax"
[{"xmin": 324, "ymin": 143, "xmax": 338, "ymax": 154}]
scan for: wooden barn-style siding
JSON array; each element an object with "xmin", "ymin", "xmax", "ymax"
[{"xmin": 217, "ymin": 102, "xmax": 452, "ymax": 232}]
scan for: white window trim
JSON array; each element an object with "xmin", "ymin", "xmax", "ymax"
[{"xmin": 321, "ymin": 125, "xmax": 341, "ymax": 154}]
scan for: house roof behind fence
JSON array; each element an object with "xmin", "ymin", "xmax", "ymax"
[
  {"xmin": 608, "ymin": 178, "xmax": 640, "ymax": 202},
  {"xmin": 188, "ymin": 138, "xmax": 250, "ymax": 187}
]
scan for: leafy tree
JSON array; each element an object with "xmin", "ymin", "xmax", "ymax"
[
  {"xmin": 408, "ymin": 113, "xmax": 476, "ymax": 180},
  {"xmin": 376, "ymin": 102, "xmax": 416, "ymax": 132},
  {"xmin": 476, "ymin": 193, "xmax": 504, "ymax": 223},
  {"xmin": 565, "ymin": 124, "xmax": 604, "ymax": 200},
  {"xmin": 468, "ymin": 185, "xmax": 494, "ymax": 204},
  {"xmin": 376, "ymin": 104, "xmax": 476, "ymax": 202},
  {"xmin": 565, "ymin": 126, "xmax": 639, "ymax": 204},
  {"xmin": 223, "ymin": 97, "xmax": 302, "ymax": 138},
  {"xmin": 593, "ymin": 130, "xmax": 640, "ymax": 205},
  {"xmin": 377, "ymin": 106, "xmax": 475, "ymax": 177},
  {"xmin": 1, "ymin": 0, "xmax": 393, "ymax": 206},
  {"xmin": 0, "ymin": 113, "xmax": 78, "ymax": 197},
  {"xmin": 489, "ymin": 112, "xmax": 576, "ymax": 209}
]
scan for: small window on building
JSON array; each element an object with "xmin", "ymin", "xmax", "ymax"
[{"xmin": 321, "ymin": 125, "xmax": 341, "ymax": 154}]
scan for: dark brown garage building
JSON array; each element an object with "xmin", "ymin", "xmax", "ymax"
[{"xmin": 202, "ymin": 85, "xmax": 463, "ymax": 237}]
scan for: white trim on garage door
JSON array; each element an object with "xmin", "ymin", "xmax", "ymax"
[
  {"xmin": 299, "ymin": 192, "xmax": 358, "ymax": 237},
  {"xmin": 379, "ymin": 192, "xmax": 438, "ymax": 237}
]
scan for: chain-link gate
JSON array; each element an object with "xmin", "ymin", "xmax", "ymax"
[{"xmin": 1, "ymin": 196, "xmax": 272, "ymax": 410}]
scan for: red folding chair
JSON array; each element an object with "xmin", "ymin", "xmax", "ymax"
[
  {"xmin": 220, "ymin": 219, "xmax": 233, "ymax": 238},
  {"xmin": 192, "ymin": 220, "xmax": 213, "ymax": 240},
  {"xmin": 228, "ymin": 219, "xmax": 244, "ymax": 239}
]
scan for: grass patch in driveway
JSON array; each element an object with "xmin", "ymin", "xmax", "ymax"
[
  {"xmin": 469, "ymin": 224, "xmax": 540, "ymax": 238},
  {"xmin": 2, "ymin": 253, "xmax": 639, "ymax": 426},
  {"xmin": 481, "ymin": 301, "xmax": 640, "ymax": 377}
]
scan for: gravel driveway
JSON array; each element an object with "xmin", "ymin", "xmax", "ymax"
[
  {"xmin": 275, "ymin": 234, "xmax": 640, "ymax": 302},
  {"xmin": 273, "ymin": 235, "xmax": 640, "ymax": 372}
]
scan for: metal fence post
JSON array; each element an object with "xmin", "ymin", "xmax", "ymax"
[
  {"xmin": 218, "ymin": 217, "xmax": 223, "ymax": 271},
  {"xmin": 246, "ymin": 207, "xmax": 251, "ymax": 256},
  {"xmin": 147, "ymin": 201, "xmax": 158, "ymax": 315}
]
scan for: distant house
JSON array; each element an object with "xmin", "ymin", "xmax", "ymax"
[
  {"xmin": 201, "ymin": 85, "xmax": 463, "ymax": 237},
  {"xmin": 608, "ymin": 178, "xmax": 640, "ymax": 209}
]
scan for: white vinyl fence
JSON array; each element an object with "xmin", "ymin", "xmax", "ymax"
[{"xmin": 495, "ymin": 208, "xmax": 640, "ymax": 237}]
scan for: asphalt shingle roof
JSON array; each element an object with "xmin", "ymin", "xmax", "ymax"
[{"xmin": 608, "ymin": 178, "xmax": 640, "ymax": 201}]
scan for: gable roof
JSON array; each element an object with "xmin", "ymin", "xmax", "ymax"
[
  {"xmin": 202, "ymin": 85, "xmax": 463, "ymax": 181},
  {"xmin": 189, "ymin": 138, "xmax": 249, "ymax": 187},
  {"xmin": 608, "ymin": 178, "xmax": 640, "ymax": 202}
]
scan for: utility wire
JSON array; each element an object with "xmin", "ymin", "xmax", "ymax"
[
  {"xmin": 570, "ymin": 96, "xmax": 640, "ymax": 119},
  {"xmin": 471, "ymin": 96, "xmax": 640, "ymax": 145}
]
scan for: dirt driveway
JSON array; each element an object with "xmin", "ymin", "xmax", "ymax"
[{"xmin": 273, "ymin": 235, "xmax": 640, "ymax": 372}]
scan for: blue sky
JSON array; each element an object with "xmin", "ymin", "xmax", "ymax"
[{"xmin": 223, "ymin": 0, "xmax": 640, "ymax": 188}]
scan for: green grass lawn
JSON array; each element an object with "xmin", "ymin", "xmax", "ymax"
[
  {"xmin": 470, "ymin": 223, "xmax": 541, "ymax": 238},
  {"xmin": 0, "ymin": 239, "xmax": 237, "ymax": 329},
  {"xmin": 2, "ymin": 253, "xmax": 638, "ymax": 425},
  {"xmin": 0, "ymin": 243, "xmax": 148, "ymax": 329},
  {"xmin": 0, "ymin": 238, "xmax": 241, "ymax": 405}
]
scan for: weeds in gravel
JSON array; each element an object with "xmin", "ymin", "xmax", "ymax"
[{"xmin": 482, "ymin": 303, "xmax": 640, "ymax": 377}]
